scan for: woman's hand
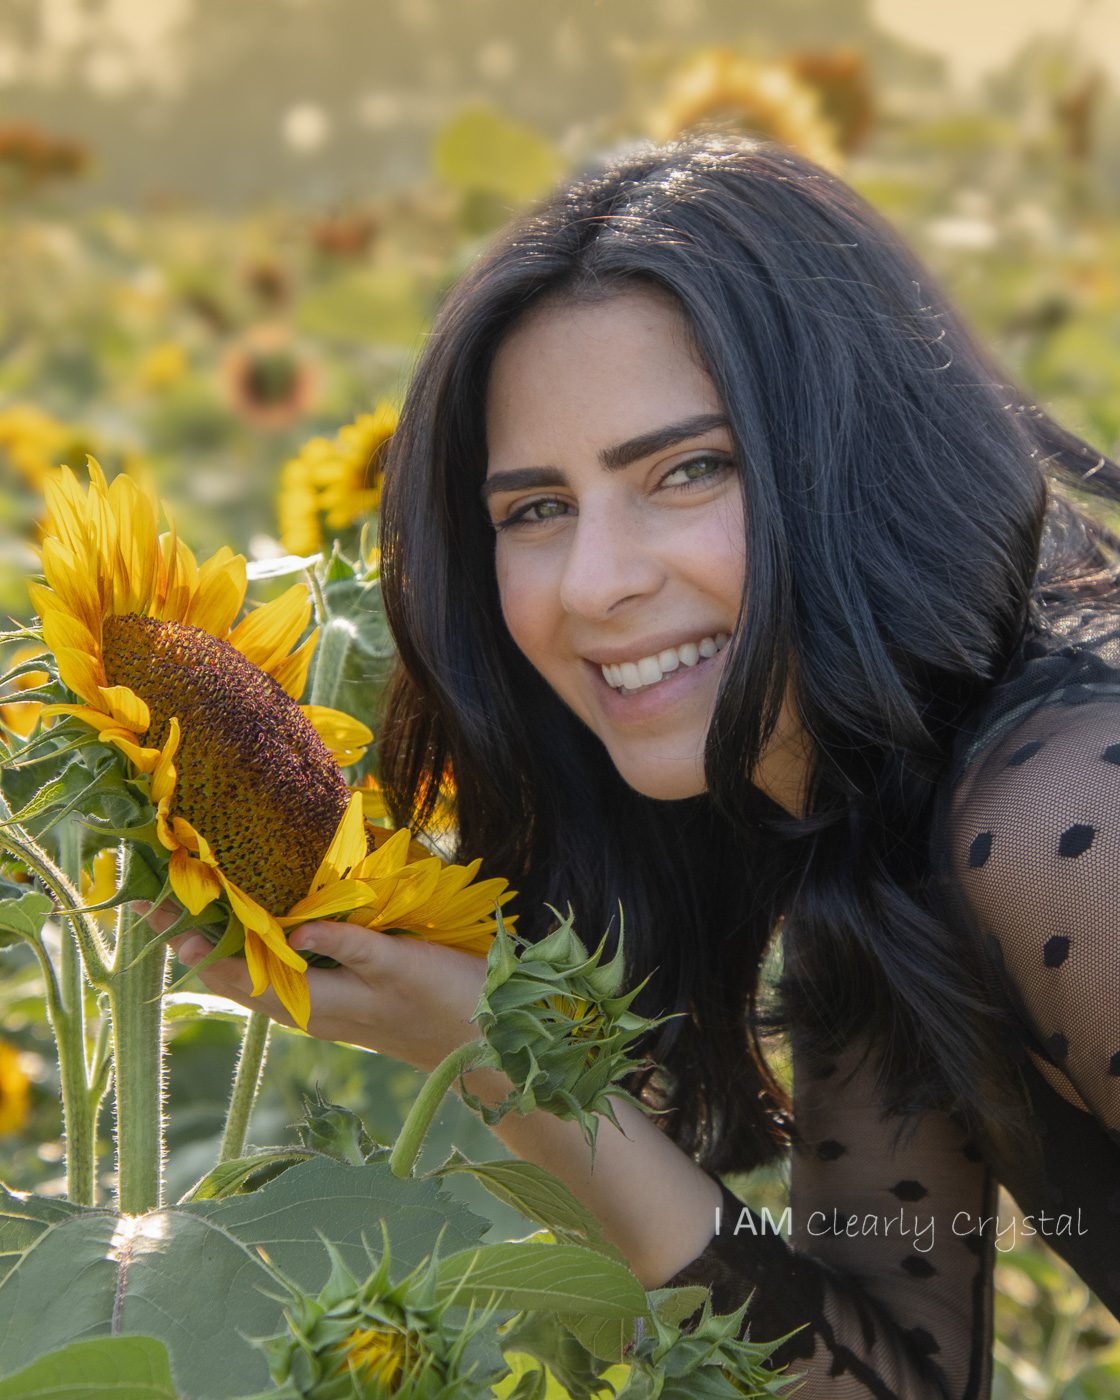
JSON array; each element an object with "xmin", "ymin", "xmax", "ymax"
[{"xmin": 137, "ymin": 903, "xmax": 495, "ymax": 1079}]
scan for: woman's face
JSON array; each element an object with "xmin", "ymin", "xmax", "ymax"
[{"xmin": 483, "ymin": 289, "xmax": 746, "ymax": 801}]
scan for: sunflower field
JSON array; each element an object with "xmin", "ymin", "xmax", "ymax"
[{"xmin": 2, "ymin": 7, "xmax": 1120, "ymax": 1397}]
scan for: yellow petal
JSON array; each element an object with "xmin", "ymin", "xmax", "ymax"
[
  {"xmin": 54, "ymin": 646, "xmax": 106, "ymax": 707},
  {"xmin": 150, "ymin": 716, "xmax": 180, "ymax": 804},
  {"xmin": 353, "ymin": 826, "xmax": 413, "ymax": 880},
  {"xmin": 278, "ymin": 878, "xmax": 378, "ymax": 925},
  {"xmin": 168, "ymin": 848, "xmax": 222, "ymax": 915},
  {"xmin": 255, "ymin": 939, "xmax": 311, "ymax": 1030},
  {"xmin": 97, "ymin": 684, "xmax": 150, "ymax": 732},
  {"xmin": 185, "ymin": 548, "xmax": 246, "ymax": 637},
  {"xmin": 227, "ymin": 584, "xmax": 311, "ymax": 670},
  {"xmin": 105, "ymin": 732, "xmax": 163, "ymax": 773},
  {"xmin": 217, "ymin": 876, "xmax": 306, "ymax": 971},
  {"xmin": 243, "ymin": 928, "xmax": 271, "ymax": 998},
  {"xmin": 267, "ymin": 629, "xmax": 317, "ymax": 700},
  {"xmin": 109, "ymin": 473, "xmax": 160, "ymax": 616},
  {"xmin": 302, "ymin": 706, "xmax": 373, "ymax": 765},
  {"xmin": 308, "ymin": 792, "xmax": 367, "ymax": 891},
  {"xmin": 40, "ymin": 609, "xmax": 98, "ymax": 660}
]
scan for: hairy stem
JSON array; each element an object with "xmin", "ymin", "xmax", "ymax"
[
  {"xmin": 109, "ymin": 902, "xmax": 168, "ymax": 1214},
  {"xmin": 217, "ymin": 1011, "xmax": 271, "ymax": 1164},
  {"xmin": 57, "ymin": 821, "xmax": 98, "ymax": 1205},
  {"xmin": 388, "ymin": 1040, "xmax": 495, "ymax": 1180}
]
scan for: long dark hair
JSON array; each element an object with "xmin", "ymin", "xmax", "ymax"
[{"xmin": 377, "ymin": 135, "xmax": 1120, "ymax": 1173}]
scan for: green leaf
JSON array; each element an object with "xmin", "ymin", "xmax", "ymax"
[
  {"xmin": 0, "ymin": 1336, "xmax": 178, "ymax": 1399},
  {"xmin": 433, "ymin": 1152, "xmax": 626, "ymax": 1262},
  {"xmin": 0, "ymin": 889, "xmax": 53, "ymax": 948},
  {"xmin": 436, "ymin": 1241, "xmax": 648, "ymax": 1319},
  {"xmin": 0, "ymin": 1160, "xmax": 488, "ymax": 1400},
  {"xmin": 432, "ymin": 104, "xmax": 561, "ymax": 204},
  {"xmin": 179, "ymin": 1147, "xmax": 315, "ymax": 1201},
  {"xmin": 499, "ymin": 1314, "xmax": 617, "ymax": 1400}
]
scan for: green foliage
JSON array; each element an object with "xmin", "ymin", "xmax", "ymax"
[
  {"xmin": 0, "ymin": 1158, "xmax": 490, "ymax": 1399},
  {"xmin": 0, "ymin": 1336, "xmax": 178, "ymax": 1400}
]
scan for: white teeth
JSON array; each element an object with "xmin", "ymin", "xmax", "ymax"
[
  {"xmin": 637, "ymin": 656, "xmax": 662, "ymax": 685},
  {"xmin": 597, "ymin": 633, "xmax": 730, "ymax": 692},
  {"xmin": 619, "ymin": 661, "xmax": 643, "ymax": 690}
]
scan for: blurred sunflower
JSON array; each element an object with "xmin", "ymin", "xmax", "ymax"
[
  {"xmin": 221, "ymin": 324, "xmax": 318, "ymax": 431},
  {"xmin": 136, "ymin": 341, "xmax": 189, "ymax": 393},
  {"xmin": 0, "ymin": 1039, "xmax": 31, "ymax": 1136},
  {"xmin": 80, "ymin": 846, "xmax": 120, "ymax": 932},
  {"xmin": 277, "ymin": 404, "xmax": 398, "ymax": 555},
  {"xmin": 649, "ymin": 48, "xmax": 841, "ymax": 169},
  {"xmin": 0, "ymin": 642, "xmax": 49, "ymax": 739},
  {"xmin": 0, "ymin": 405, "xmax": 97, "ymax": 493},
  {"xmin": 29, "ymin": 462, "xmax": 511, "ymax": 1026}
]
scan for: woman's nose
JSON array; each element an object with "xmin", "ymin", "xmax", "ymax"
[{"xmin": 557, "ymin": 509, "xmax": 664, "ymax": 620}]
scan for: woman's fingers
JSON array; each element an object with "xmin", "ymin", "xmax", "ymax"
[{"xmin": 288, "ymin": 920, "xmax": 394, "ymax": 979}]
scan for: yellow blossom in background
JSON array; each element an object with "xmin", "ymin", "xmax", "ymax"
[
  {"xmin": 649, "ymin": 48, "xmax": 842, "ymax": 169},
  {"xmin": 0, "ymin": 405, "xmax": 97, "ymax": 494},
  {"xmin": 80, "ymin": 846, "xmax": 120, "ymax": 932},
  {"xmin": 0, "ymin": 1040, "xmax": 31, "ymax": 1136},
  {"xmin": 137, "ymin": 340, "xmax": 189, "ymax": 393},
  {"xmin": 277, "ymin": 402, "xmax": 398, "ymax": 554},
  {"xmin": 0, "ymin": 642, "xmax": 49, "ymax": 738}
]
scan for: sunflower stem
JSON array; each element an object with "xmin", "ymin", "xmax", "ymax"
[
  {"xmin": 109, "ymin": 899, "xmax": 168, "ymax": 1214},
  {"xmin": 309, "ymin": 616, "xmax": 357, "ymax": 709},
  {"xmin": 57, "ymin": 820, "xmax": 99, "ymax": 1206},
  {"xmin": 217, "ymin": 1010, "xmax": 271, "ymax": 1164},
  {"xmin": 388, "ymin": 1040, "xmax": 496, "ymax": 1180}
]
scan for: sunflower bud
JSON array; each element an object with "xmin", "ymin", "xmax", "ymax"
[
  {"xmin": 259, "ymin": 1227, "xmax": 504, "ymax": 1400},
  {"xmin": 619, "ymin": 1290, "xmax": 806, "ymax": 1398},
  {"xmin": 460, "ymin": 907, "xmax": 678, "ymax": 1164}
]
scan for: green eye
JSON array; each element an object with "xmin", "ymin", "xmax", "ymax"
[{"xmin": 662, "ymin": 455, "xmax": 733, "ymax": 488}]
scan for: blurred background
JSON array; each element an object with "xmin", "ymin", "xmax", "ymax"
[{"xmin": 2, "ymin": 2, "xmax": 1119, "ymax": 1394}]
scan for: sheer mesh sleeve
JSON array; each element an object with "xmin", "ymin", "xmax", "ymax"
[
  {"xmin": 663, "ymin": 1024, "xmax": 996, "ymax": 1398},
  {"xmin": 943, "ymin": 691, "xmax": 1120, "ymax": 1137}
]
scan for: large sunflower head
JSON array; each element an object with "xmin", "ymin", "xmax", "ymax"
[{"xmin": 29, "ymin": 461, "xmax": 512, "ymax": 1028}]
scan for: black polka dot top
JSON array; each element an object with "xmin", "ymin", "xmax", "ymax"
[{"xmin": 663, "ymin": 617, "xmax": 1120, "ymax": 1397}]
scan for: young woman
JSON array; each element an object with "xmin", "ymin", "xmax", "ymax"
[{"xmin": 171, "ymin": 136, "xmax": 1120, "ymax": 1397}]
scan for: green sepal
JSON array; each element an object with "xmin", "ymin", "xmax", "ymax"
[{"xmin": 164, "ymin": 906, "xmax": 246, "ymax": 994}]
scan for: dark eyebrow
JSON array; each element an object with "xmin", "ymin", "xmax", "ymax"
[{"xmin": 480, "ymin": 412, "xmax": 731, "ymax": 502}]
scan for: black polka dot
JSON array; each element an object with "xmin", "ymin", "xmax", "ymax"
[
  {"xmin": 900, "ymin": 1256, "xmax": 937, "ymax": 1279},
  {"xmin": 1058, "ymin": 824, "xmax": 1095, "ymax": 858},
  {"xmin": 968, "ymin": 832, "xmax": 993, "ymax": 868},
  {"xmin": 1102, "ymin": 744, "xmax": 1120, "ymax": 765},
  {"xmin": 1042, "ymin": 935, "xmax": 1070, "ymax": 968},
  {"xmin": 1008, "ymin": 740, "xmax": 1044, "ymax": 766},
  {"xmin": 905, "ymin": 1327, "xmax": 940, "ymax": 1357},
  {"xmin": 962, "ymin": 1230, "xmax": 986, "ymax": 1255},
  {"xmin": 961, "ymin": 1139, "xmax": 984, "ymax": 1163},
  {"xmin": 815, "ymin": 1139, "xmax": 847, "ymax": 1161},
  {"xmin": 1109, "ymin": 1051, "xmax": 1120, "ymax": 1076},
  {"xmin": 1048, "ymin": 1032, "xmax": 1068, "ymax": 1061},
  {"xmin": 890, "ymin": 1180, "xmax": 929, "ymax": 1202}
]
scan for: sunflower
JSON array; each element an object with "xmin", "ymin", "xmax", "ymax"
[
  {"xmin": 0, "ymin": 1039, "xmax": 31, "ymax": 1136},
  {"xmin": 29, "ymin": 461, "xmax": 512, "ymax": 1028},
  {"xmin": 277, "ymin": 404, "xmax": 397, "ymax": 554},
  {"xmin": 0, "ymin": 405, "xmax": 97, "ymax": 493},
  {"xmin": 649, "ymin": 48, "xmax": 842, "ymax": 169},
  {"xmin": 0, "ymin": 642, "xmax": 49, "ymax": 738},
  {"xmin": 221, "ymin": 324, "xmax": 318, "ymax": 431}
]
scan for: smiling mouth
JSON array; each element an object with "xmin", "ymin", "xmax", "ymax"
[{"xmin": 599, "ymin": 632, "xmax": 731, "ymax": 696}]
